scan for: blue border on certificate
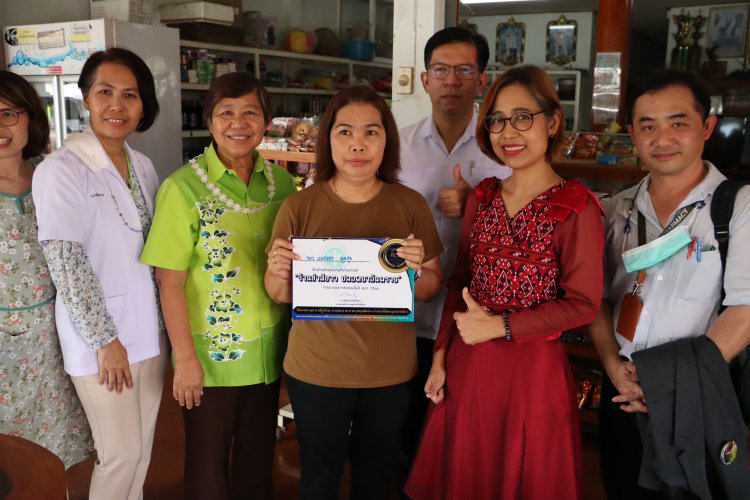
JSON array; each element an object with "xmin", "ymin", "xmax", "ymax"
[{"xmin": 291, "ymin": 237, "xmax": 415, "ymax": 322}]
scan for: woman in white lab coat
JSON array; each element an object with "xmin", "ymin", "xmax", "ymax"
[{"xmin": 32, "ymin": 48, "xmax": 166, "ymax": 500}]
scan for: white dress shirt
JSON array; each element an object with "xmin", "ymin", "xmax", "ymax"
[
  {"xmin": 603, "ymin": 162, "xmax": 750, "ymax": 358},
  {"xmin": 399, "ymin": 112, "xmax": 512, "ymax": 339}
]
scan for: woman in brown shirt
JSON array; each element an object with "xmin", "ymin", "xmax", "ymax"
[{"xmin": 265, "ymin": 85, "xmax": 443, "ymax": 499}]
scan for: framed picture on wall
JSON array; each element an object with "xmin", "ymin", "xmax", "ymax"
[
  {"xmin": 707, "ymin": 5, "xmax": 749, "ymax": 58},
  {"xmin": 546, "ymin": 15, "xmax": 577, "ymax": 66},
  {"xmin": 496, "ymin": 17, "xmax": 525, "ymax": 66}
]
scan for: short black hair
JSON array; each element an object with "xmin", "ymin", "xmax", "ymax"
[
  {"xmin": 78, "ymin": 47, "xmax": 159, "ymax": 132},
  {"xmin": 424, "ymin": 27, "xmax": 490, "ymax": 72},
  {"xmin": 627, "ymin": 69, "xmax": 711, "ymax": 124},
  {"xmin": 0, "ymin": 70, "xmax": 50, "ymax": 159},
  {"xmin": 203, "ymin": 72, "xmax": 272, "ymax": 127}
]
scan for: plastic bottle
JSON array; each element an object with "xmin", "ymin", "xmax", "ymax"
[
  {"xmin": 259, "ymin": 57, "xmax": 266, "ymax": 83},
  {"xmin": 181, "ymin": 100, "xmax": 188, "ymax": 130},
  {"xmin": 188, "ymin": 100, "xmax": 200, "ymax": 130}
]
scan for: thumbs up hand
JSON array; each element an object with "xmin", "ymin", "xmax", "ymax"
[
  {"xmin": 453, "ymin": 288, "xmax": 504, "ymax": 345},
  {"xmin": 438, "ymin": 164, "xmax": 472, "ymax": 219}
]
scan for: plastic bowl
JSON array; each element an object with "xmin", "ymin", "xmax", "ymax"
[{"xmin": 341, "ymin": 40, "xmax": 376, "ymax": 61}]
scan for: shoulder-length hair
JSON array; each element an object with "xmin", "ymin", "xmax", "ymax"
[
  {"xmin": 476, "ymin": 65, "xmax": 564, "ymax": 164},
  {"xmin": 78, "ymin": 47, "xmax": 159, "ymax": 132},
  {"xmin": 202, "ymin": 72, "xmax": 272, "ymax": 127},
  {"xmin": 315, "ymin": 85, "xmax": 400, "ymax": 184},
  {"xmin": 0, "ymin": 70, "xmax": 49, "ymax": 159}
]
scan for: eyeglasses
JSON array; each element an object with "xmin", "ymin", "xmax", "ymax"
[
  {"xmin": 427, "ymin": 63, "xmax": 479, "ymax": 80},
  {"xmin": 484, "ymin": 110, "xmax": 546, "ymax": 134},
  {"xmin": 0, "ymin": 109, "xmax": 26, "ymax": 127}
]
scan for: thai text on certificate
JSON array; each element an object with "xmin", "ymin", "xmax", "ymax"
[{"xmin": 291, "ymin": 237, "xmax": 414, "ymax": 321}]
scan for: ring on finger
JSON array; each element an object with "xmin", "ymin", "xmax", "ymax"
[{"xmin": 272, "ymin": 256, "xmax": 277, "ymax": 264}]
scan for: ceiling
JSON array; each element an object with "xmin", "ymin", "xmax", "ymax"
[{"xmin": 458, "ymin": 0, "xmax": 730, "ymax": 44}]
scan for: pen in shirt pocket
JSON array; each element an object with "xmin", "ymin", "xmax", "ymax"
[{"xmin": 696, "ymin": 237, "xmax": 701, "ymax": 263}]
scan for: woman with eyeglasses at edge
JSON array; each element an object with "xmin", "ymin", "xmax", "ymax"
[
  {"xmin": 0, "ymin": 70, "xmax": 94, "ymax": 469},
  {"xmin": 31, "ymin": 48, "xmax": 167, "ymax": 499},
  {"xmin": 265, "ymin": 85, "xmax": 443, "ymax": 499},
  {"xmin": 140, "ymin": 72, "xmax": 297, "ymax": 500},
  {"xmin": 405, "ymin": 66, "xmax": 604, "ymax": 500}
]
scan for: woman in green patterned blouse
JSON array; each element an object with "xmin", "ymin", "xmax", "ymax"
[{"xmin": 141, "ymin": 72, "xmax": 296, "ymax": 500}]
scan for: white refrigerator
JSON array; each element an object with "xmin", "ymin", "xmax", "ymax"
[{"xmin": 3, "ymin": 19, "xmax": 181, "ymax": 179}]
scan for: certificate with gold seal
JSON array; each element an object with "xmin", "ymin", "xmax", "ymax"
[{"xmin": 291, "ymin": 237, "xmax": 415, "ymax": 321}]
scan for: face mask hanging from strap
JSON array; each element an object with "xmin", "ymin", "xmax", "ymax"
[
  {"xmin": 620, "ymin": 182, "xmax": 705, "ymax": 273},
  {"xmin": 616, "ymin": 182, "xmax": 705, "ymax": 341}
]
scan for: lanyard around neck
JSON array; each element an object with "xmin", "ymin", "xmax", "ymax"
[
  {"xmin": 635, "ymin": 201, "xmax": 704, "ymax": 246},
  {"xmin": 624, "ymin": 179, "xmax": 706, "ymax": 247}
]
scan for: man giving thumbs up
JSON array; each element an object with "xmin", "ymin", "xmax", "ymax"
[{"xmin": 397, "ymin": 26, "xmax": 512, "ymax": 481}]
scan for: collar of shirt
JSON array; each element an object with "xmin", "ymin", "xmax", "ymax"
[
  {"xmin": 417, "ymin": 111, "xmax": 479, "ymax": 156},
  {"xmin": 205, "ymin": 142, "xmax": 269, "ymax": 184},
  {"xmin": 623, "ymin": 161, "xmax": 726, "ymax": 226}
]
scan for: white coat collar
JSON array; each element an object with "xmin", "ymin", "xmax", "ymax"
[{"xmin": 63, "ymin": 129, "xmax": 132, "ymax": 174}]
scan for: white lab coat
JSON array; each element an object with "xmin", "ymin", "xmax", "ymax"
[{"xmin": 32, "ymin": 130, "xmax": 161, "ymax": 376}]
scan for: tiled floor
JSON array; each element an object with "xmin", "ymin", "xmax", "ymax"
[{"xmin": 66, "ymin": 369, "xmax": 607, "ymax": 499}]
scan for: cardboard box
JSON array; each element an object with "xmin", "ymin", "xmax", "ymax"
[
  {"xmin": 159, "ymin": 2, "xmax": 235, "ymax": 26},
  {"xmin": 90, "ymin": 0, "xmax": 153, "ymax": 24},
  {"xmin": 243, "ymin": 11, "xmax": 276, "ymax": 48},
  {"xmin": 169, "ymin": 22, "xmax": 244, "ymax": 45}
]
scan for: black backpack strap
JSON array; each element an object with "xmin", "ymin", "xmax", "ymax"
[
  {"xmin": 710, "ymin": 179, "xmax": 745, "ymax": 312},
  {"xmin": 711, "ymin": 179, "xmax": 750, "ymax": 423}
]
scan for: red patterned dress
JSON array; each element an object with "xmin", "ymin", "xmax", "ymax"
[{"xmin": 405, "ymin": 177, "xmax": 604, "ymax": 500}]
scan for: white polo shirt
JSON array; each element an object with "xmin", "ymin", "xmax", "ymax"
[
  {"xmin": 603, "ymin": 162, "xmax": 750, "ymax": 359},
  {"xmin": 399, "ymin": 112, "xmax": 512, "ymax": 340},
  {"xmin": 32, "ymin": 131, "xmax": 162, "ymax": 376}
]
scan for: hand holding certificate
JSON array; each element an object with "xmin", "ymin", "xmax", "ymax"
[{"xmin": 291, "ymin": 237, "xmax": 418, "ymax": 321}]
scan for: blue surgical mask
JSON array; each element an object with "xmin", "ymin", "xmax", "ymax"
[{"xmin": 621, "ymin": 225, "xmax": 692, "ymax": 273}]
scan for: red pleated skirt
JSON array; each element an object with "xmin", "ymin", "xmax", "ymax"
[{"xmin": 405, "ymin": 336, "xmax": 582, "ymax": 500}]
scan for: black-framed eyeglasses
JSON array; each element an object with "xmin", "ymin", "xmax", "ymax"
[
  {"xmin": 484, "ymin": 110, "xmax": 545, "ymax": 134},
  {"xmin": 0, "ymin": 109, "xmax": 27, "ymax": 127},
  {"xmin": 427, "ymin": 63, "xmax": 478, "ymax": 80}
]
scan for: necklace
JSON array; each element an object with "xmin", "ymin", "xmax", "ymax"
[
  {"xmin": 189, "ymin": 153, "xmax": 276, "ymax": 214},
  {"xmin": 329, "ymin": 178, "xmax": 383, "ymax": 203}
]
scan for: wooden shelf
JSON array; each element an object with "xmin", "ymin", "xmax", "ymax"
[
  {"xmin": 258, "ymin": 150, "xmax": 316, "ymax": 163},
  {"xmin": 562, "ymin": 342, "xmax": 599, "ymax": 362},
  {"xmin": 579, "ymin": 407, "xmax": 599, "ymax": 427},
  {"xmin": 181, "ymin": 129, "xmax": 211, "ymax": 138},
  {"xmin": 553, "ymin": 159, "xmax": 647, "ymax": 183}
]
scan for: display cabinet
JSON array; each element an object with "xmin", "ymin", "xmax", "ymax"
[{"xmin": 179, "ymin": 39, "xmax": 392, "ymax": 161}]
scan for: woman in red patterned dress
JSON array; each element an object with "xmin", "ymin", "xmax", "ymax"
[{"xmin": 405, "ymin": 66, "xmax": 604, "ymax": 499}]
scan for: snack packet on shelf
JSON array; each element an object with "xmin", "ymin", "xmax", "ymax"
[{"xmin": 572, "ymin": 133, "xmax": 599, "ymax": 159}]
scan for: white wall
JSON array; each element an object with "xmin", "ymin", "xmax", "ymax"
[
  {"xmin": 389, "ymin": 0, "xmax": 446, "ymax": 128},
  {"xmin": 665, "ymin": 3, "xmax": 749, "ymax": 74},
  {"xmin": 467, "ymin": 11, "xmax": 595, "ymax": 71}
]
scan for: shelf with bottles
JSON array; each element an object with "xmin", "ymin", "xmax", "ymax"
[{"xmin": 180, "ymin": 39, "xmax": 391, "ymax": 89}]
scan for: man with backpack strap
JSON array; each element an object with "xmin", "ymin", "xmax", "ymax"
[{"xmin": 588, "ymin": 69, "xmax": 750, "ymax": 499}]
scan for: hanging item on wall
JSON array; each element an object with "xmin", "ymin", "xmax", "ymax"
[
  {"xmin": 592, "ymin": 52, "xmax": 621, "ymax": 128},
  {"xmin": 496, "ymin": 17, "xmax": 525, "ymax": 66},
  {"xmin": 546, "ymin": 15, "xmax": 577, "ymax": 67},
  {"xmin": 707, "ymin": 4, "xmax": 749, "ymax": 59}
]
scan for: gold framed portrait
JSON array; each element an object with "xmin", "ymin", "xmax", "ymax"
[
  {"xmin": 546, "ymin": 15, "xmax": 578, "ymax": 66},
  {"xmin": 496, "ymin": 17, "xmax": 525, "ymax": 66}
]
